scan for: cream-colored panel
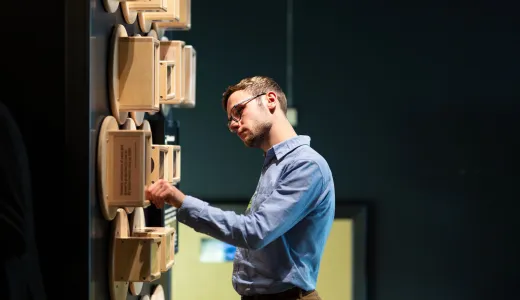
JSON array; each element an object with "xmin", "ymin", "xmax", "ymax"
[
  {"xmin": 172, "ymin": 223, "xmax": 240, "ymax": 300},
  {"xmin": 172, "ymin": 219, "xmax": 353, "ymax": 300},
  {"xmin": 317, "ymin": 219, "xmax": 353, "ymax": 300}
]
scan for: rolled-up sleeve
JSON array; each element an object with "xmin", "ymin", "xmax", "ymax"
[{"xmin": 177, "ymin": 159, "xmax": 324, "ymax": 250}]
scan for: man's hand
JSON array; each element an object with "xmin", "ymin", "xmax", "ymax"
[{"xmin": 145, "ymin": 179, "xmax": 185, "ymax": 209}]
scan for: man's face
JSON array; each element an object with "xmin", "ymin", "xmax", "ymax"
[{"xmin": 226, "ymin": 90, "xmax": 272, "ymax": 148}]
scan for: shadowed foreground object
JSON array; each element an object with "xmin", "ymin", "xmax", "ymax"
[{"xmin": 0, "ymin": 102, "xmax": 46, "ymax": 300}]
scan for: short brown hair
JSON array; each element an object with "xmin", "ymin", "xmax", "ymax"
[{"xmin": 222, "ymin": 76, "xmax": 287, "ymax": 114}]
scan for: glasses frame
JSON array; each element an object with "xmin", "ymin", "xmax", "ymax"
[{"xmin": 227, "ymin": 92, "xmax": 266, "ymax": 132}]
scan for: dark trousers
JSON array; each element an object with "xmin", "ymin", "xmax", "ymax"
[{"xmin": 241, "ymin": 287, "xmax": 322, "ymax": 300}]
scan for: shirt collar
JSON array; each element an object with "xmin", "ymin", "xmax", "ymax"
[{"xmin": 264, "ymin": 135, "xmax": 311, "ymax": 163}]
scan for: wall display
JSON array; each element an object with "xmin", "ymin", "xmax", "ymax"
[
  {"xmin": 109, "ymin": 25, "xmax": 161, "ymax": 126},
  {"xmin": 158, "ymin": 57, "xmax": 176, "ymax": 105},
  {"xmin": 97, "ymin": 115, "xmax": 121, "ymax": 220},
  {"xmin": 128, "ymin": 207, "xmax": 144, "ymax": 296},
  {"xmin": 129, "ymin": 208, "xmax": 175, "ymax": 296},
  {"xmin": 101, "ymin": 117, "xmax": 178, "ymax": 298},
  {"xmin": 144, "ymin": 29, "xmax": 161, "ymax": 118},
  {"xmin": 139, "ymin": 0, "xmax": 181, "ymax": 33},
  {"xmin": 102, "ymin": 0, "xmax": 168, "ymax": 24},
  {"xmin": 121, "ymin": 0, "xmax": 168, "ymax": 24},
  {"xmin": 132, "ymin": 208, "xmax": 176, "ymax": 273},
  {"xmin": 181, "ymin": 45, "xmax": 197, "ymax": 108},
  {"xmin": 159, "ymin": 39, "xmax": 184, "ymax": 105},
  {"xmin": 155, "ymin": 37, "xmax": 197, "ymax": 109},
  {"xmin": 108, "ymin": 25, "xmax": 129, "ymax": 124},
  {"xmin": 149, "ymin": 144, "xmax": 181, "ymax": 185},
  {"xmin": 97, "ymin": 115, "xmax": 153, "ymax": 221},
  {"xmin": 165, "ymin": 145, "xmax": 181, "ymax": 184},
  {"xmin": 110, "ymin": 209, "xmax": 162, "ymax": 300},
  {"xmin": 153, "ymin": 0, "xmax": 191, "ymax": 34},
  {"xmin": 121, "ymin": 117, "xmax": 138, "ymax": 214},
  {"xmin": 99, "ymin": 0, "xmax": 196, "ymax": 298},
  {"xmin": 109, "ymin": 25, "xmax": 197, "ymax": 127},
  {"xmin": 150, "ymin": 144, "xmax": 168, "ymax": 183},
  {"xmin": 140, "ymin": 120, "xmax": 181, "ymax": 185},
  {"xmin": 164, "ymin": 205, "xmax": 178, "ymax": 254}
]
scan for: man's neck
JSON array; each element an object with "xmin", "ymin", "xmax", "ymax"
[{"xmin": 260, "ymin": 117, "xmax": 297, "ymax": 152}]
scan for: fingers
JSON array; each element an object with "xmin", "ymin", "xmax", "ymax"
[{"xmin": 146, "ymin": 179, "xmax": 171, "ymax": 209}]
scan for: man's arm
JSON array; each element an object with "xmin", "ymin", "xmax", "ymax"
[{"xmin": 177, "ymin": 159, "xmax": 324, "ymax": 250}]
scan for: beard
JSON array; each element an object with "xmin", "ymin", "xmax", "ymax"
[{"xmin": 243, "ymin": 120, "xmax": 272, "ymax": 148}]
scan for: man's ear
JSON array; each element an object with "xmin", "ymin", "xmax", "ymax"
[{"xmin": 265, "ymin": 91, "xmax": 277, "ymax": 112}]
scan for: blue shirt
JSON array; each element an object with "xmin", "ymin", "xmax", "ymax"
[{"xmin": 177, "ymin": 135, "xmax": 335, "ymax": 296}]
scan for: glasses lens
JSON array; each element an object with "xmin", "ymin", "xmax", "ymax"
[{"xmin": 232, "ymin": 106, "xmax": 243, "ymax": 120}]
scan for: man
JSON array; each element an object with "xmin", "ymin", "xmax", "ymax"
[{"xmin": 146, "ymin": 76, "xmax": 335, "ymax": 300}]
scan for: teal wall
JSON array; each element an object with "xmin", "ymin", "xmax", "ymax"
[{"xmin": 167, "ymin": 1, "xmax": 520, "ymax": 300}]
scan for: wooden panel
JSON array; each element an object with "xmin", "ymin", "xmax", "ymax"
[
  {"xmin": 166, "ymin": 145, "xmax": 181, "ymax": 184},
  {"xmin": 127, "ymin": 0, "xmax": 168, "ymax": 12},
  {"xmin": 119, "ymin": 37, "xmax": 160, "ymax": 112},
  {"xmin": 138, "ymin": 0, "xmax": 181, "ymax": 32},
  {"xmin": 134, "ymin": 227, "xmax": 176, "ymax": 272},
  {"xmin": 150, "ymin": 145, "xmax": 169, "ymax": 183},
  {"xmin": 107, "ymin": 130, "xmax": 150, "ymax": 207},
  {"xmin": 181, "ymin": 45, "xmax": 196, "ymax": 108},
  {"xmin": 154, "ymin": 0, "xmax": 191, "ymax": 31},
  {"xmin": 159, "ymin": 60, "xmax": 176, "ymax": 101},
  {"xmin": 114, "ymin": 236, "xmax": 162, "ymax": 282},
  {"xmin": 160, "ymin": 40, "xmax": 184, "ymax": 104}
]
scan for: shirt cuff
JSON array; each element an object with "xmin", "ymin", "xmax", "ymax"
[{"xmin": 177, "ymin": 195, "xmax": 207, "ymax": 227}]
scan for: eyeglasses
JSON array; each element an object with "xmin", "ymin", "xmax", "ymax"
[{"xmin": 227, "ymin": 93, "xmax": 266, "ymax": 132}]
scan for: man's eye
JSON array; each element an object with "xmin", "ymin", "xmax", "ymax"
[{"xmin": 233, "ymin": 107, "xmax": 244, "ymax": 117}]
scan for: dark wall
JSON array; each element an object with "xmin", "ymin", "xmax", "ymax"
[
  {"xmin": 1, "ymin": 0, "xmax": 91, "ymax": 299},
  {"xmin": 168, "ymin": 1, "xmax": 519, "ymax": 300}
]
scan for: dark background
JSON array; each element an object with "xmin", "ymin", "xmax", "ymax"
[{"xmin": 1, "ymin": 0, "xmax": 518, "ymax": 299}]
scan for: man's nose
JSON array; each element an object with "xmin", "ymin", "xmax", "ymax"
[{"xmin": 229, "ymin": 120, "xmax": 240, "ymax": 132}]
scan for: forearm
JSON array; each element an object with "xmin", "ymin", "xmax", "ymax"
[{"xmin": 177, "ymin": 196, "xmax": 265, "ymax": 249}]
